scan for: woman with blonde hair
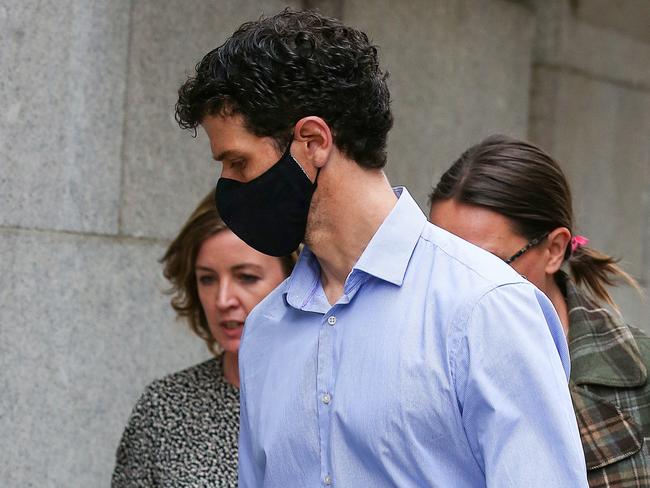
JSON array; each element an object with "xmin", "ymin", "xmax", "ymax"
[
  {"xmin": 112, "ymin": 191, "xmax": 295, "ymax": 487},
  {"xmin": 429, "ymin": 135, "xmax": 650, "ymax": 486}
]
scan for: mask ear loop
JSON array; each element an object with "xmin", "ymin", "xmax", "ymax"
[
  {"xmin": 285, "ymin": 132, "xmax": 321, "ymax": 187},
  {"xmin": 286, "ymin": 142, "xmax": 321, "ymax": 188}
]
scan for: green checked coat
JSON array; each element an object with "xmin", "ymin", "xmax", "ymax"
[{"xmin": 565, "ymin": 275, "xmax": 650, "ymax": 487}]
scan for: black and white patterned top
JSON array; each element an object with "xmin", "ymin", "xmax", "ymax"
[{"xmin": 112, "ymin": 357, "xmax": 239, "ymax": 487}]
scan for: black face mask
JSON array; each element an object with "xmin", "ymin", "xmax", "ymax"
[{"xmin": 215, "ymin": 144, "xmax": 319, "ymax": 257}]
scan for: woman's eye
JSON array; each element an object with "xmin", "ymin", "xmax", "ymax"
[
  {"xmin": 198, "ymin": 275, "xmax": 216, "ymax": 285},
  {"xmin": 238, "ymin": 273, "xmax": 260, "ymax": 284}
]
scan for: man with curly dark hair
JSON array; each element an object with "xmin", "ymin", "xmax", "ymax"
[{"xmin": 175, "ymin": 9, "xmax": 587, "ymax": 488}]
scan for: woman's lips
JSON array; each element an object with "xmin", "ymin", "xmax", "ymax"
[
  {"xmin": 219, "ymin": 320, "xmax": 244, "ymax": 338},
  {"xmin": 220, "ymin": 320, "xmax": 243, "ymax": 330}
]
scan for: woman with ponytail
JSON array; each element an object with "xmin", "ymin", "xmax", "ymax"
[{"xmin": 429, "ymin": 135, "xmax": 649, "ymax": 486}]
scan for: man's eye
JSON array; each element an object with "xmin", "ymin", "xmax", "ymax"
[{"xmin": 227, "ymin": 159, "xmax": 246, "ymax": 170}]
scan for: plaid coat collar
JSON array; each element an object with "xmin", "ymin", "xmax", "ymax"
[
  {"xmin": 564, "ymin": 274, "xmax": 647, "ymax": 471},
  {"xmin": 566, "ymin": 276, "xmax": 647, "ymax": 388}
]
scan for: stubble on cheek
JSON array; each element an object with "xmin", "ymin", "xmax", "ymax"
[{"xmin": 303, "ymin": 188, "xmax": 325, "ymax": 248}]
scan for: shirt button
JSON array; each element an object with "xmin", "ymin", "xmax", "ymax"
[
  {"xmin": 327, "ymin": 316, "xmax": 337, "ymax": 326},
  {"xmin": 324, "ymin": 475, "xmax": 332, "ymax": 485},
  {"xmin": 322, "ymin": 393, "xmax": 331, "ymax": 404}
]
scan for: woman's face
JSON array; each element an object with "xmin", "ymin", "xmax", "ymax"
[
  {"xmin": 429, "ymin": 200, "xmax": 549, "ymax": 293},
  {"xmin": 195, "ymin": 229, "xmax": 287, "ymax": 354}
]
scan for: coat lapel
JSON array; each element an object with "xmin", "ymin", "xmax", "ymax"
[{"xmin": 571, "ymin": 384, "xmax": 643, "ymax": 469}]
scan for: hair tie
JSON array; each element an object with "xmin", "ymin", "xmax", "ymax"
[{"xmin": 571, "ymin": 235, "xmax": 589, "ymax": 253}]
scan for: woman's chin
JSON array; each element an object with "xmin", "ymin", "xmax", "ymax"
[{"xmin": 219, "ymin": 338, "xmax": 241, "ymax": 355}]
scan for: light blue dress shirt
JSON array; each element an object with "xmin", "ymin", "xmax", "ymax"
[{"xmin": 238, "ymin": 188, "xmax": 587, "ymax": 487}]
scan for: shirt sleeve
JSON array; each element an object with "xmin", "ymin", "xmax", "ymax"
[
  {"xmin": 451, "ymin": 283, "xmax": 588, "ymax": 487},
  {"xmin": 111, "ymin": 385, "xmax": 157, "ymax": 488}
]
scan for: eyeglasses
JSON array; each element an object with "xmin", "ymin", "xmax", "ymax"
[{"xmin": 504, "ymin": 232, "xmax": 549, "ymax": 264}]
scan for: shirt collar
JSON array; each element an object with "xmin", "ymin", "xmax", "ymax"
[
  {"xmin": 563, "ymin": 273, "xmax": 647, "ymax": 388},
  {"xmin": 284, "ymin": 246, "xmax": 328, "ymax": 313},
  {"xmin": 284, "ymin": 187, "xmax": 427, "ymax": 311},
  {"xmin": 353, "ymin": 187, "xmax": 427, "ymax": 286}
]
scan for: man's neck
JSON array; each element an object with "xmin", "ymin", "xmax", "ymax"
[{"xmin": 306, "ymin": 161, "xmax": 398, "ymax": 305}]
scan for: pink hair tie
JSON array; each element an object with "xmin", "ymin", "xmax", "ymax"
[{"xmin": 571, "ymin": 235, "xmax": 589, "ymax": 253}]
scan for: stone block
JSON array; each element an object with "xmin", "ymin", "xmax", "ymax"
[
  {"xmin": 120, "ymin": 0, "xmax": 300, "ymax": 240},
  {"xmin": 530, "ymin": 66, "xmax": 650, "ymax": 296},
  {"xmin": 531, "ymin": 0, "xmax": 650, "ymax": 88},
  {"xmin": 574, "ymin": 0, "xmax": 650, "ymax": 45},
  {"xmin": 0, "ymin": 229, "xmax": 209, "ymax": 486},
  {"xmin": 0, "ymin": 1, "xmax": 130, "ymax": 234},
  {"xmin": 344, "ymin": 0, "xmax": 534, "ymax": 208}
]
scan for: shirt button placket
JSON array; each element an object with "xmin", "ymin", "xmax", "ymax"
[{"xmin": 319, "ymin": 312, "xmax": 336, "ymax": 486}]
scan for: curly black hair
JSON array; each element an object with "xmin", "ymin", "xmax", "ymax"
[{"xmin": 175, "ymin": 8, "xmax": 393, "ymax": 169}]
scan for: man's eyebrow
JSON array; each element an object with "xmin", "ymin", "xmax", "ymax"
[{"xmin": 213, "ymin": 149, "xmax": 245, "ymax": 162}]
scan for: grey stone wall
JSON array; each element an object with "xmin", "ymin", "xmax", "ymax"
[
  {"xmin": 345, "ymin": 0, "xmax": 534, "ymax": 206},
  {"xmin": 1, "ymin": 0, "xmax": 648, "ymax": 486},
  {"xmin": 0, "ymin": 1, "xmax": 296, "ymax": 486},
  {"xmin": 529, "ymin": 0, "xmax": 650, "ymax": 326}
]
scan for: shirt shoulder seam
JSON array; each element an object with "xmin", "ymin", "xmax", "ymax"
[{"xmin": 447, "ymin": 282, "xmax": 533, "ymax": 389}]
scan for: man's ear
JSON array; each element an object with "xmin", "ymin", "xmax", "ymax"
[
  {"xmin": 545, "ymin": 227, "xmax": 571, "ymax": 274},
  {"xmin": 292, "ymin": 116, "xmax": 333, "ymax": 172}
]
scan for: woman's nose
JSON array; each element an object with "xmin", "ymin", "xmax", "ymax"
[{"xmin": 216, "ymin": 281, "xmax": 238, "ymax": 309}]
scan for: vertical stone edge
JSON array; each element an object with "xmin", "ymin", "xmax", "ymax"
[
  {"xmin": 528, "ymin": 65, "xmax": 561, "ymax": 152},
  {"xmin": 117, "ymin": 0, "xmax": 136, "ymax": 237}
]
